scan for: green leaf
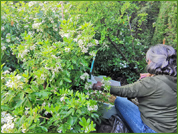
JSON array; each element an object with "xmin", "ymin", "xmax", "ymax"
[
  {"xmin": 31, "ymin": 84, "xmax": 38, "ymax": 92},
  {"xmin": 39, "ymin": 126, "xmax": 48, "ymax": 132},
  {"xmin": 28, "ymin": 124, "xmax": 36, "ymax": 130},
  {"xmin": 91, "ymin": 113, "xmax": 99, "ymax": 119},
  {"xmin": 15, "ymin": 99, "xmax": 25, "ymax": 108},
  {"xmin": 59, "ymin": 80, "xmax": 63, "ymax": 85},
  {"xmin": 63, "ymin": 78, "xmax": 72, "ymax": 83},
  {"xmin": 1, "ymin": 105, "xmax": 10, "ymax": 111},
  {"xmin": 72, "ymin": 59, "xmax": 76, "ymax": 64},
  {"xmin": 67, "ymin": 116, "xmax": 74, "ymax": 126}
]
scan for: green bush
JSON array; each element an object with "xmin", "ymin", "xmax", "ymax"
[
  {"xmin": 65, "ymin": 1, "xmax": 149, "ymax": 83},
  {"xmin": 1, "ymin": 1, "xmax": 110, "ymax": 133},
  {"xmin": 152, "ymin": 1, "xmax": 177, "ymax": 48}
]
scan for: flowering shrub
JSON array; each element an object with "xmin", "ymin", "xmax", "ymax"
[{"xmin": 1, "ymin": 1, "xmax": 112, "ymax": 133}]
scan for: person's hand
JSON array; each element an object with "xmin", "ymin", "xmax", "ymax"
[
  {"xmin": 92, "ymin": 81, "xmax": 104, "ymax": 91},
  {"xmin": 139, "ymin": 73, "xmax": 154, "ymax": 79}
]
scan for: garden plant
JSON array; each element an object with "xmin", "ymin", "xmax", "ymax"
[{"xmin": 1, "ymin": 1, "xmax": 177, "ymax": 133}]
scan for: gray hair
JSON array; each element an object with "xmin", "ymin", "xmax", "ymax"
[{"xmin": 146, "ymin": 44, "xmax": 177, "ymax": 76}]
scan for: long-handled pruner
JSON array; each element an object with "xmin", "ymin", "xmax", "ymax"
[{"xmin": 89, "ymin": 56, "xmax": 95, "ymax": 79}]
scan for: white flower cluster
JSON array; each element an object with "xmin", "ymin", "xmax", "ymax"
[
  {"xmin": 86, "ymin": 90, "xmax": 104, "ymax": 96},
  {"xmin": 85, "ymin": 82, "xmax": 92, "ymax": 90},
  {"xmin": 65, "ymin": 47, "xmax": 70, "ymax": 52},
  {"xmin": 1, "ymin": 111, "xmax": 15, "ymax": 133},
  {"xmin": 60, "ymin": 96, "xmax": 65, "ymax": 102},
  {"xmin": 1, "ymin": 26, "xmax": 5, "ymax": 31},
  {"xmin": 18, "ymin": 49, "xmax": 29, "ymax": 59},
  {"xmin": 45, "ymin": 63, "xmax": 62, "ymax": 74},
  {"xmin": 60, "ymin": 94, "xmax": 66, "ymax": 102},
  {"xmin": 63, "ymin": 33, "xmax": 70, "ymax": 38},
  {"xmin": 101, "ymin": 79, "xmax": 111, "ymax": 91},
  {"xmin": 5, "ymin": 80, "xmax": 15, "ymax": 88},
  {"xmin": 30, "ymin": 45, "xmax": 36, "ymax": 50},
  {"xmin": 89, "ymin": 51, "xmax": 96, "ymax": 57},
  {"xmin": 28, "ymin": 1, "xmax": 37, "ymax": 7},
  {"xmin": 1, "ymin": 43, "xmax": 6, "ymax": 51},
  {"xmin": 5, "ymin": 74, "xmax": 23, "ymax": 89},
  {"xmin": 87, "ymin": 104, "xmax": 98, "ymax": 111},
  {"xmin": 5, "ymin": 33, "xmax": 11, "ymax": 43},
  {"xmin": 40, "ymin": 74, "xmax": 45, "ymax": 80},
  {"xmin": 32, "ymin": 23, "xmax": 41, "ymax": 29},
  {"xmin": 2, "ymin": 70, "xmax": 10, "ymax": 75},
  {"xmin": 80, "ymin": 72, "xmax": 89, "ymax": 80},
  {"xmin": 87, "ymin": 42, "xmax": 95, "ymax": 47},
  {"xmin": 77, "ymin": 39, "xmax": 88, "ymax": 53},
  {"xmin": 57, "ymin": 130, "xmax": 62, "ymax": 133},
  {"xmin": 24, "ymin": 107, "xmax": 30, "ymax": 115},
  {"xmin": 119, "ymin": 63, "xmax": 127, "ymax": 68}
]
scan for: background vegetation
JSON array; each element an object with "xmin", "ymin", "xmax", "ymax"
[{"xmin": 1, "ymin": 1, "xmax": 177, "ymax": 133}]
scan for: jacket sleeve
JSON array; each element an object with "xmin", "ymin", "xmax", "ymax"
[{"xmin": 110, "ymin": 77, "xmax": 157, "ymax": 98}]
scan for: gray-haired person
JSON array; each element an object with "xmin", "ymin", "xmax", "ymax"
[{"xmin": 93, "ymin": 44, "xmax": 177, "ymax": 133}]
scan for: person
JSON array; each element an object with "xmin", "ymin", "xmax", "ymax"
[{"xmin": 93, "ymin": 44, "xmax": 177, "ymax": 133}]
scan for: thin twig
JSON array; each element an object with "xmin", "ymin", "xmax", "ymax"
[
  {"xmin": 127, "ymin": 14, "xmax": 135, "ymax": 60},
  {"xmin": 107, "ymin": 36, "xmax": 129, "ymax": 62}
]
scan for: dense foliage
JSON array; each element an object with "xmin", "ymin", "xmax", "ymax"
[{"xmin": 1, "ymin": 1, "xmax": 177, "ymax": 133}]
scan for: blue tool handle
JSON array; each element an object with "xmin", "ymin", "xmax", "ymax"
[{"xmin": 90, "ymin": 56, "xmax": 95, "ymax": 74}]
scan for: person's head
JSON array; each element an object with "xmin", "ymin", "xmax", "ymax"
[{"xmin": 146, "ymin": 44, "xmax": 177, "ymax": 76}]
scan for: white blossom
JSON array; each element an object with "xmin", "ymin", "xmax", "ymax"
[
  {"xmin": 32, "ymin": 23, "xmax": 41, "ymax": 29},
  {"xmin": 87, "ymin": 43, "xmax": 94, "ymax": 47},
  {"xmin": 65, "ymin": 47, "xmax": 70, "ymax": 52},
  {"xmin": 28, "ymin": 1, "xmax": 36, "ymax": 7},
  {"xmin": 60, "ymin": 96, "xmax": 65, "ymax": 102},
  {"xmin": 85, "ymin": 82, "xmax": 92, "ymax": 90},
  {"xmin": 39, "ymin": 2, "xmax": 43, "ymax": 7},
  {"xmin": 42, "ymin": 102, "xmax": 46, "ymax": 107},
  {"xmin": 25, "ymin": 107, "xmax": 30, "ymax": 111},
  {"xmin": 22, "ymin": 128, "xmax": 26, "ymax": 133},
  {"xmin": 6, "ymin": 33, "xmax": 10, "ymax": 38},
  {"xmin": 57, "ymin": 130, "xmax": 62, "ymax": 133},
  {"xmin": 24, "ymin": 25, "xmax": 29, "ymax": 28},
  {"xmin": 78, "ymin": 39, "xmax": 83, "ymax": 45},
  {"xmin": 40, "ymin": 74, "xmax": 45, "ymax": 80},
  {"xmin": 16, "ymin": 37, "xmax": 20, "ymax": 40},
  {"xmin": 89, "ymin": 51, "xmax": 96, "ymax": 57},
  {"xmin": 2, "ymin": 70, "xmax": 10, "ymax": 74},
  {"xmin": 95, "ymin": 39, "xmax": 99, "ymax": 44},
  {"xmin": 1, "ymin": 26, "xmax": 5, "ymax": 31},
  {"xmin": 63, "ymin": 33, "xmax": 70, "ymax": 38},
  {"xmin": 6, "ymin": 39, "xmax": 10, "ymax": 43},
  {"xmin": 73, "ymin": 38, "xmax": 78, "ymax": 42},
  {"xmin": 16, "ymin": 75, "xmax": 22, "ymax": 80},
  {"xmin": 52, "ymin": 55, "xmax": 58, "ymax": 59},
  {"xmin": 87, "ymin": 105, "xmax": 98, "ymax": 111},
  {"xmin": 80, "ymin": 73, "xmax": 89, "ymax": 80},
  {"xmin": 5, "ymin": 80, "xmax": 15, "ymax": 88},
  {"xmin": 1, "ymin": 112, "xmax": 15, "ymax": 133},
  {"xmin": 44, "ymin": 111, "xmax": 49, "ymax": 115},
  {"xmin": 48, "ymin": 103, "xmax": 51, "ymax": 107},
  {"xmin": 24, "ymin": 111, "xmax": 28, "ymax": 115},
  {"xmin": 19, "ymin": 49, "xmax": 29, "ymax": 58},
  {"xmin": 81, "ymin": 47, "xmax": 88, "ymax": 53},
  {"xmin": 30, "ymin": 45, "xmax": 36, "ymax": 50},
  {"xmin": 1, "ymin": 123, "xmax": 14, "ymax": 133}
]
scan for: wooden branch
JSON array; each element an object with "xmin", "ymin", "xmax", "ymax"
[
  {"xmin": 127, "ymin": 14, "xmax": 135, "ymax": 60},
  {"xmin": 107, "ymin": 36, "xmax": 129, "ymax": 62}
]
